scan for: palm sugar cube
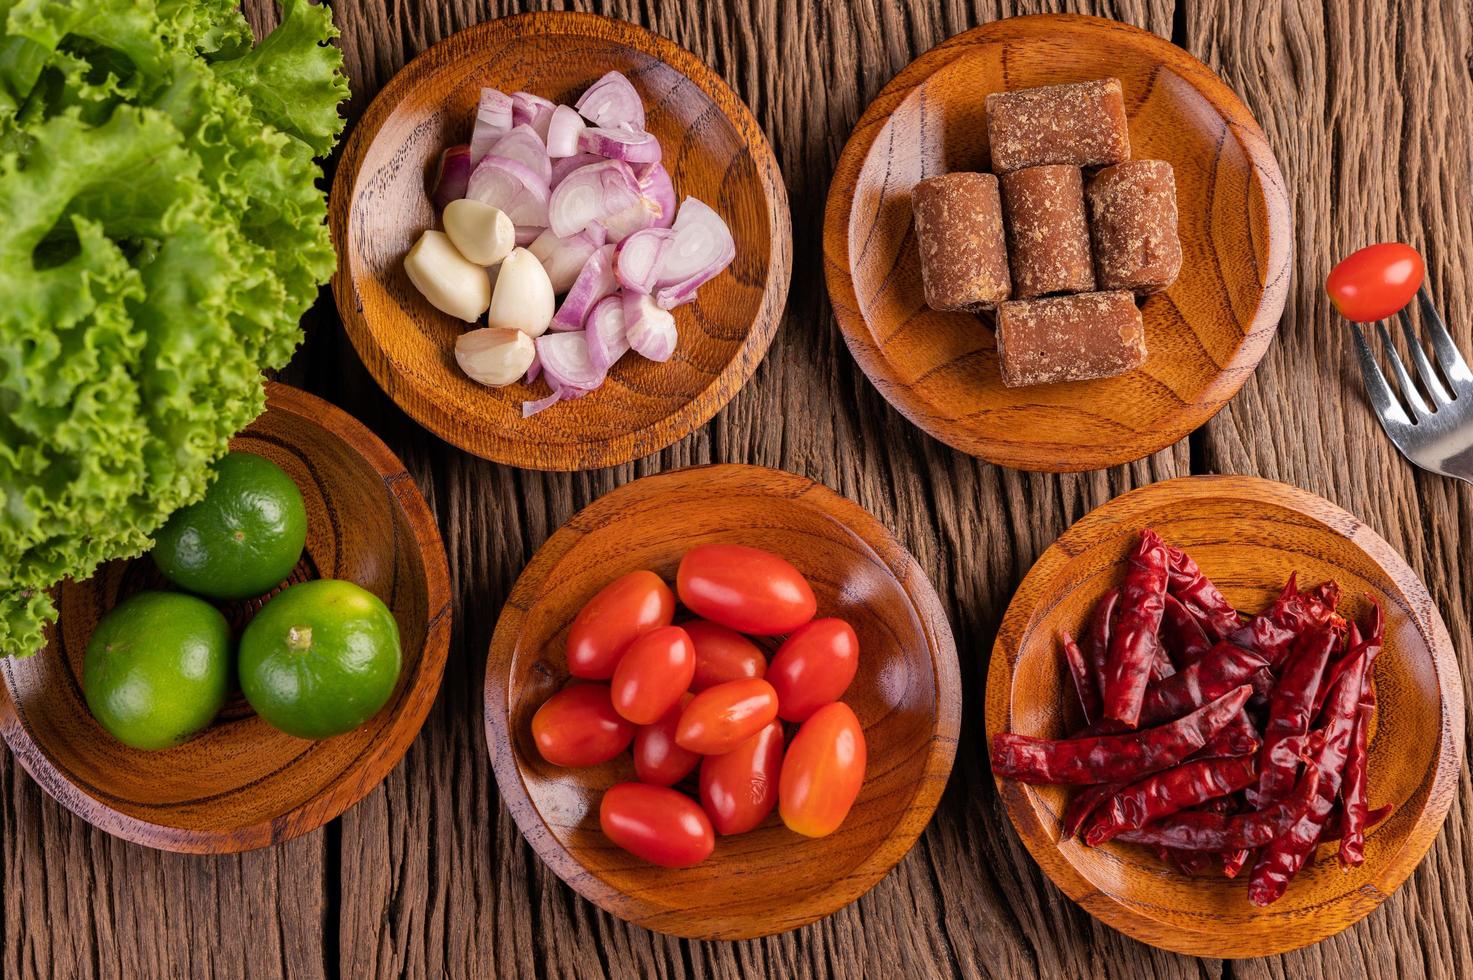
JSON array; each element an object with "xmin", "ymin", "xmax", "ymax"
[
  {"xmin": 999, "ymin": 165, "xmax": 1095, "ymax": 298},
  {"xmin": 985, "ymin": 79, "xmax": 1131, "ymax": 173},
  {"xmin": 912, "ymin": 173, "xmax": 1011, "ymax": 312},
  {"xmin": 995, "ymin": 291, "xmax": 1146, "ymax": 387},
  {"xmin": 1086, "ymin": 160, "xmax": 1182, "ymax": 295}
]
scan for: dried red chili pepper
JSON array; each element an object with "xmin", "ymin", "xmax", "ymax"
[
  {"xmin": 1161, "ymin": 594, "xmax": 1214, "ymax": 668},
  {"xmin": 1113, "ymin": 766, "xmax": 1322, "ymax": 851},
  {"xmin": 1136, "ymin": 642, "xmax": 1268, "ymax": 729},
  {"xmin": 1060, "ymin": 630, "xmax": 1101, "ymax": 727},
  {"xmin": 1256, "ymin": 623, "xmax": 1337, "ymax": 802},
  {"xmin": 1102, "ymin": 530, "xmax": 1171, "ymax": 727},
  {"xmin": 1165, "ymin": 848, "xmax": 1214, "ymax": 875},
  {"xmin": 1087, "ymin": 587, "xmax": 1120, "ymax": 703},
  {"xmin": 1061, "ymin": 781, "xmax": 1123, "ymax": 839},
  {"xmin": 1165, "ymin": 545, "xmax": 1241, "ymax": 640},
  {"xmin": 1222, "ymin": 850, "xmax": 1249, "ymax": 878},
  {"xmin": 991, "ymin": 685, "xmax": 1252, "ymax": 785},
  {"xmin": 1190, "ymin": 710, "xmax": 1261, "ymax": 760},
  {"xmin": 1339, "ymin": 691, "xmax": 1375, "ymax": 867},
  {"xmin": 1083, "ymin": 756, "xmax": 1257, "ymax": 845},
  {"xmin": 1319, "ymin": 803, "xmax": 1392, "ymax": 845},
  {"xmin": 1311, "ymin": 601, "xmax": 1382, "ymax": 721},
  {"xmin": 1230, "ymin": 574, "xmax": 1338, "ymax": 668}
]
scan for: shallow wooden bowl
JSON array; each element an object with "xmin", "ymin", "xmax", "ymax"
[
  {"xmin": 985, "ymin": 476, "xmax": 1463, "ymax": 957},
  {"xmin": 330, "ymin": 12, "xmax": 791, "ymax": 471},
  {"xmin": 0, "ymin": 382, "xmax": 452, "ymax": 853},
  {"xmin": 823, "ymin": 14, "xmax": 1292, "ymax": 472},
  {"xmin": 485, "ymin": 464, "xmax": 960, "ymax": 938}
]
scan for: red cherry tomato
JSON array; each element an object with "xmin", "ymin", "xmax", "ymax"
[
  {"xmin": 531, "ymin": 684, "xmax": 635, "ymax": 767},
  {"xmin": 611, "ymin": 625, "xmax": 695, "ymax": 724},
  {"xmin": 633, "ymin": 695, "xmax": 701, "ymax": 786},
  {"xmin": 675, "ymin": 677, "xmax": 780, "ymax": 755},
  {"xmin": 779, "ymin": 701, "xmax": 866, "ymax": 838},
  {"xmin": 676, "ymin": 545, "xmax": 816, "ymax": 636},
  {"xmin": 1326, "ymin": 242, "xmax": 1425, "ymax": 322},
  {"xmin": 767, "ymin": 618, "xmax": 859, "ymax": 722},
  {"xmin": 684, "ymin": 619, "xmax": 767, "ymax": 692},
  {"xmin": 599, "ymin": 783, "xmax": 715, "ymax": 868},
  {"xmin": 699, "ymin": 720, "xmax": 784, "ymax": 835},
  {"xmin": 566, "ymin": 570, "xmax": 675, "ymax": 679}
]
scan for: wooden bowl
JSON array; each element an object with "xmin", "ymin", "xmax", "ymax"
[
  {"xmin": 484, "ymin": 464, "xmax": 960, "ymax": 938},
  {"xmin": 985, "ymin": 476, "xmax": 1463, "ymax": 957},
  {"xmin": 823, "ymin": 14, "xmax": 1292, "ymax": 472},
  {"xmin": 330, "ymin": 12, "xmax": 791, "ymax": 471},
  {"xmin": 0, "ymin": 382, "xmax": 452, "ymax": 853}
]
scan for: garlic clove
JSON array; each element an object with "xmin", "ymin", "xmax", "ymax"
[
  {"xmin": 444, "ymin": 199, "xmax": 516, "ymax": 266},
  {"xmin": 404, "ymin": 230, "xmax": 491, "ymax": 322},
  {"xmin": 455, "ymin": 327, "xmax": 535, "ymax": 386},
  {"xmin": 487, "ymin": 247, "xmax": 556, "ymax": 337}
]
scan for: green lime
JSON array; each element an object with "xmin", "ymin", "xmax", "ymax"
[
  {"xmin": 239, "ymin": 579, "xmax": 402, "ymax": 740},
  {"xmin": 152, "ymin": 451, "xmax": 307, "ymax": 600},
  {"xmin": 83, "ymin": 591, "xmax": 231, "ymax": 751}
]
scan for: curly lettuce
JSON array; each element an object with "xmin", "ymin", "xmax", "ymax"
[{"xmin": 0, "ymin": 0, "xmax": 348, "ymax": 656}]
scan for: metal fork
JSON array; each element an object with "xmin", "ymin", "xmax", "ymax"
[{"xmin": 1350, "ymin": 285, "xmax": 1473, "ymax": 483}]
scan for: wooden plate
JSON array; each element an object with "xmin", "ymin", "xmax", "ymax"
[
  {"xmin": 985, "ymin": 475, "xmax": 1463, "ymax": 957},
  {"xmin": 823, "ymin": 15, "xmax": 1292, "ymax": 472},
  {"xmin": 0, "ymin": 382, "xmax": 452, "ymax": 853},
  {"xmin": 330, "ymin": 12, "xmax": 791, "ymax": 471},
  {"xmin": 484, "ymin": 464, "xmax": 960, "ymax": 938}
]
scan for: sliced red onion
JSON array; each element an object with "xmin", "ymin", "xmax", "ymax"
[
  {"xmin": 548, "ymin": 159, "xmax": 641, "ymax": 238},
  {"xmin": 515, "ymin": 225, "xmax": 544, "ymax": 246},
  {"xmin": 639, "ymin": 163, "xmax": 676, "ymax": 229},
  {"xmin": 522, "ymin": 385, "xmax": 567, "ymax": 418},
  {"xmin": 537, "ymin": 330, "xmax": 606, "ymax": 390},
  {"xmin": 550, "ymin": 152, "xmax": 602, "ymax": 188},
  {"xmin": 545, "ymin": 105, "xmax": 586, "ymax": 158},
  {"xmin": 623, "ymin": 291, "xmax": 677, "ymax": 362},
  {"xmin": 601, "ymin": 197, "xmax": 661, "ymax": 243},
  {"xmin": 466, "ymin": 155, "xmax": 550, "ymax": 227},
  {"xmin": 586, "ymin": 294, "xmax": 630, "ymax": 373},
  {"xmin": 614, "ymin": 228, "xmax": 674, "ymax": 293},
  {"xmin": 551, "ymin": 245, "xmax": 617, "ymax": 330},
  {"xmin": 525, "ymin": 348, "xmax": 542, "ymax": 383},
  {"xmin": 430, "ymin": 144, "xmax": 472, "ymax": 210},
  {"xmin": 579, "ymin": 126, "xmax": 661, "ymax": 164},
  {"xmin": 575, "ymin": 71, "xmax": 645, "ymax": 131},
  {"xmin": 488, "ymin": 125, "xmax": 552, "ymax": 186},
  {"xmin": 529, "ymin": 226, "xmax": 604, "ymax": 293},
  {"xmin": 469, "ymin": 88, "xmax": 514, "ymax": 162},
  {"xmin": 511, "ymin": 92, "xmax": 556, "ymax": 141},
  {"xmin": 653, "ymin": 197, "xmax": 736, "ymax": 309}
]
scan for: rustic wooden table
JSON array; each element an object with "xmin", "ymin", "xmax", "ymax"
[{"xmin": 4, "ymin": 1, "xmax": 1471, "ymax": 977}]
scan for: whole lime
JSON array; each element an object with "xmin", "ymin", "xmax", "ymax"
[
  {"xmin": 239, "ymin": 579, "xmax": 402, "ymax": 740},
  {"xmin": 83, "ymin": 591, "xmax": 231, "ymax": 751},
  {"xmin": 152, "ymin": 451, "xmax": 308, "ymax": 600}
]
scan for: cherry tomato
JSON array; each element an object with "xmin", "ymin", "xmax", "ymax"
[
  {"xmin": 611, "ymin": 625, "xmax": 695, "ymax": 724},
  {"xmin": 767, "ymin": 618, "xmax": 859, "ymax": 722},
  {"xmin": 675, "ymin": 677, "xmax": 779, "ymax": 755},
  {"xmin": 566, "ymin": 570, "xmax": 675, "ymax": 679},
  {"xmin": 676, "ymin": 545, "xmax": 816, "ymax": 636},
  {"xmin": 599, "ymin": 783, "xmax": 715, "ymax": 868},
  {"xmin": 684, "ymin": 619, "xmax": 767, "ymax": 691},
  {"xmin": 1326, "ymin": 242, "xmax": 1425, "ymax": 322},
  {"xmin": 779, "ymin": 701, "xmax": 866, "ymax": 838},
  {"xmin": 531, "ymin": 683, "xmax": 634, "ymax": 767},
  {"xmin": 699, "ymin": 720, "xmax": 784, "ymax": 835},
  {"xmin": 633, "ymin": 695, "xmax": 701, "ymax": 786}
]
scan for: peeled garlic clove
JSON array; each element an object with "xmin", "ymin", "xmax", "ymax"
[
  {"xmin": 455, "ymin": 328, "xmax": 535, "ymax": 386},
  {"xmin": 404, "ymin": 230, "xmax": 490, "ymax": 322},
  {"xmin": 443, "ymin": 199, "xmax": 516, "ymax": 266},
  {"xmin": 487, "ymin": 247, "xmax": 555, "ymax": 337}
]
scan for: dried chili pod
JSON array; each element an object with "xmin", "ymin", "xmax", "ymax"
[
  {"xmin": 1087, "ymin": 587, "xmax": 1120, "ymax": 700},
  {"xmin": 1161, "ymin": 594, "xmax": 1213, "ymax": 668},
  {"xmin": 1165, "ymin": 545, "xmax": 1241, "ymax": 640},
  {"xmin": 1083, "ymin": 756, "xmax": 1257, "ymax": 845},
  {"xmin": 1165, "ymin": 848, "xmax": 1214, "ymax": 875},
  {"xmin": 1339, "ymin": 692, "xmax": 1375, "ymax": 867},
  {"xmin": 1061, "ymin": 630, "xmax": 1102, "ymax": 726},
  {"xmin": 1061, "ymin": 781, "xmax": 1123, "ymax": 839},
  {"xmin": 991, "ymin": 685, "xmax": 1252, "ymax": 785},
  {"xmin": 1103, "ymin": 530, "xmax": 1171, "ymax": 727},
  {"xmin": 1256, "ymin": 623, "xmax": 1337, "ymax": 802},
  {"xmin": 1190, "ymin": 710, "xmax": 1261, "ymax": 760},
  {"xmin": 1311, "ymin": 602, "xmax": 1382, "ymax": 721},
  {"xmin": 1229, "ymin": 574, "xmax": 1337, "ymax": 667},
  {"xmin": 1113, "ymin": 766, "xmax": 1322, "ymax": 851},
  {"xmin": 1136, "ymin": 642, "xmax": 1268, "ymax": 728},
  {"xmin": 1222, "ymin": 850, "xmax": 1249, "ymax": 878}
]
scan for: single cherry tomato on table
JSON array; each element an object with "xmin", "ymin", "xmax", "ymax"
[
  {"xmin": 633, "ymin": 695, "xmax": 701, "ymax": 786},
  {"xmin": 677, "ymin": 545, "xmax": 817, "ymax": 636},
  {"xmin": 611, "ymin": 625, "xmax": 695, "ymax": 724},
  {"xmin": 699, "ymin": 720, "xmax": 784, "ymax": 835},
  {"xmin": 767, "ymin": 617, "xmax": 859, "ymax": 722},
  {"xmin": 1325, "ymin": 242, "xmax": 1425, "ymax": 323},
  {"xmin": 566, "ymin": 570, "xmax": 675, "ymax": 679},
  {"xmin": 675, "ymin": 677, "xmax": 780, "ymax": 755},
  {"xmin": 599, "ymin": 782, "xmax": 715, "ymax": 868},
  {"xmin": 531, "ymin": 683, "xmax": 634, "ymax": 767},
  {"xmin": 779, "ymin": 701, "xmax": 867, "ymax": 838},
  {"xmin": 683, "ymin": 619, "xmax": 767, "ymax": 691}
]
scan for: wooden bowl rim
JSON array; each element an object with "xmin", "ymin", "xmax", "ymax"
[
  {"xmin": 0, "ymin": 381, "xmax": 453, "ymax": 854},
  {"xmin": 329, "ymin": 11, "xmax": 793, "ymax": 472},
  {"xmin": 984, "ymin": 474, "xmax": 1465, "ymax": 957},
  {"xmin": 483, "ymin": 463, "xmax": 961, "ymax": 939},
  {"xmin": 821, "ymin": 13, "xmax": 1294, "ymax": 472}
]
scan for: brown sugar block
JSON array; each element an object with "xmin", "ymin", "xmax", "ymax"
[
  {"xmin": 999, "ymin": 165, "xmax": 1096, "ymax": 299},
  {"xmin": 1086, "ymin": 160, "xmax": 1182, "ymax": 294},
  {"xmin": 985, "ymin": 78, "xmax": 1131, "ymax": 172},
  {"xmin": 995, "ymin": 291, "xmax": 1146, "ymax": 387},
  {"xmin": 912, "ymin": 173, "xmax": 1011, "ymax": 312}
]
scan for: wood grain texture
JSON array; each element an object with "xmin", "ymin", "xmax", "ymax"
[
  {"xmin": 986, "ymin": 475, "xmax": 1462, "ymax": 957},
  {"xmin": 330, "ymin": 12, "xmax": 792, "ymax": 470},
  {"xmin": 4, "ymin": 1, "xmax": 1471, "ymax": 978}
]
